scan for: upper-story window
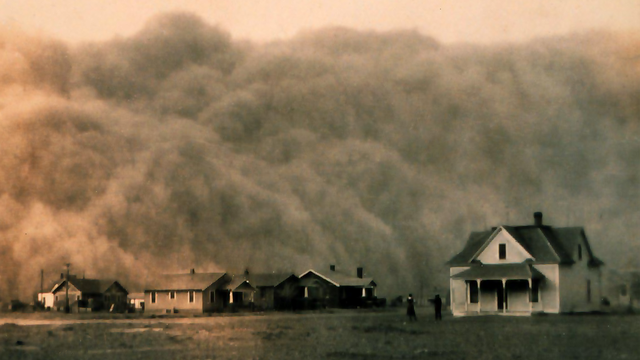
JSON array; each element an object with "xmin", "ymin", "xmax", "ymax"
[
  {"xmin": 498, "ymin": 244, "xmax": 507, "ymax": 260},
  {"xmin": 578, "ymin": 244, "xmax": 582, "ymax": 260}
]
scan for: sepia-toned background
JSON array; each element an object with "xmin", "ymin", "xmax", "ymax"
[{"xmin": 1, "ymin": 0, "xmax": 639, "ymax": 304}]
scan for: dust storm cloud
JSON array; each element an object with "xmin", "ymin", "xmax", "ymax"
[{"xmin": 1, "ymin": 13, "xmax": 639, "ymax": 299}]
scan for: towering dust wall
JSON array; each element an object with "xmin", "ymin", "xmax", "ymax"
[{"xmin": 1, "ymin": 13, "xmax": 639, "ymax": 299}]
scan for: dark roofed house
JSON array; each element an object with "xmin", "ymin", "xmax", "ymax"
[
  {"xmin": 245, "ymin": 272, "xmax": 300, "ymax": 311},
  {"xmin": 224, "ymin": 274, "xmax": 257, "ymax": 310},
  {"xmin": 449, "ymin": 212, "xmax": 604, "ymax": 316},
  {"xmin": 101, "ymin": 280, "xmax": 130, "ymax": 312},
  {"xmin": 298, "ymin": 266, "xmax": 377, "ymax": 309},
  {"xmin": 50, "ymin": 275, "xmax": 128, "ymax": 312}
]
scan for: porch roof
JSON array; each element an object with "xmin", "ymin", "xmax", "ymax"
[
  {"xmin": 224, "ymin": 277, "xmax": 256, "ymax": 292},
  {"xmin": 451, "ymin": 263, "xmax": 545, "ymax": 281}
]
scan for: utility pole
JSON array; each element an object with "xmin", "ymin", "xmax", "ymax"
[
  {"xmin": 40, "ymin": 269, "xmax": 44, "ymax": 307},
  {"xmin": 65, "ymin": 263, "xmax": 71, "ymax": 313}
]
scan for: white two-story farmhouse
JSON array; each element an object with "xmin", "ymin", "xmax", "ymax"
[{"xmin": 449, "ymin": 212, "xmax": 604, "ymax": 316}]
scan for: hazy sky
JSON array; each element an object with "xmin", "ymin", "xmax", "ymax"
[
  {"xmin": 1, "ymin": 1, "xmax": 640, "ymax": 298},
  {"xmin": 2, "ymin": 0, "xmax": 640, "ymax": 44}
]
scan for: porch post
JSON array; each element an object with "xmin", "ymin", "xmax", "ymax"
[
  {"xmin": 465, "ymin": 281, "xmax": 469, "ymax": 312},
  {"xmin": 502, "ymin": 279, "xmax": 507, "ymax": 314},
  {"xmin": 528, "ymin": 279, "xmax": 533, "ymax": 313},
  {"xmin": 229, "ymin": 290, "xmax": 233, "ymax": 304},
  {"xmin": 477, "ymin": 279, "xmax": 482, "ymax": 314}
]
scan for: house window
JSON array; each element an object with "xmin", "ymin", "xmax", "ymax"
[
  {"xmin": 578, "ymin": 244, "xmax": 582, "ymax": 260},
  {"xmin": 55, "ymin": 295, "xmax": 59, "ymax": 302},
  {"xmin": 151, "ymin": 292, "xmax": 156, "ymax": 304},
  {"xmin": 170, "ymin": 291, "xmax": 176, "ymax": 300},
  {"xmin": 469, "ymin": 281, "xmax": 479, "ymax": 303},
  {"xmin": 210, "ymin": 290, "xmax": 215, "ymax": 303},
  {"xmin": 530, "ymin": 280, "xmax": 540, "ymax": 303},
  {"xmin": 105, "ymin": 295, "xmax": 110, "ymax": 303},
  {"xmin": 620, "ymin": 285, "xmax": 628, "ymax": 297},
  {"xmin": 586, "ymin": 280, "xmax": 591, "ymax": 303},
  {"xmin": 499, "ymin": 244, "xmax": 507, "ymax": 260},
  {"xmin": 76, "ymin": 295, "xmax": 80, "ymax": 301},
  {"xmin": 189, "ymin": 291, "xmax": 195, "ymax": 303}
]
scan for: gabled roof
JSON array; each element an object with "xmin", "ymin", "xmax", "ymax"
[
  {"xmin": 41, "ymin": 279, "xmax": 64, "ymax": 294},
  {"xmin": 299, "ymin": 269, "xmax": 376, "ymax": 287},
  {"xmin": 101, "ymin": 280, "xmax": 129, "ymax": 294},
  {"xmin": 224, "ymin": 277, "xmax": 256, "ymax": 292},
  {"xmin": 52, "ymin": 278, "xmax": 101, "ymax": 294},
  {"xmin": 447, "ymin": 230, "xmax": 493, "ymax": 266},
  {"xmin": 502, "ymin": 226, "xmax": 560, "ymax": 263},
  {"xmin": 145, "ymin": 272, "xmax": 227, "ymax": 291},
  {"xmin": 451, "ymin": 263, "xmax": 546, "ymax": 280},
  {"xmin": 551, "ymin": 227, "xmax": 604, "ymax": 267},
  {"xmin": 51, "ymin": 278, "xmax": 129, "ymax": 295},
  {"xmin": 247, "ymin": 273, "xmax": 298, "ymax": 287},
  {"xmin": 449, "ymin": 225, "xmax": 604, "ymax": 267}
]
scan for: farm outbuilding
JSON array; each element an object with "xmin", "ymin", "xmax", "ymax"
[{"xmin": 602, "ymin": 270, "xmax": 640, "ymax": 311}]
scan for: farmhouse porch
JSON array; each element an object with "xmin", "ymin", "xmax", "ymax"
[{"xmin": 451, "ymin": 263, "xmax": 545, "ymax": 315}]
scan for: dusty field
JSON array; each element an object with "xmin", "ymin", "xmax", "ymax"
[{"xmin": 0, "ymin": 308, "xmax": 638, "ymax": 359}]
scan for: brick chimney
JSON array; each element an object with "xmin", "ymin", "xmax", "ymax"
[
  {"xmin": 534, "ymin": 212, "xmax": 543, "ymax": 226},
  {"xmin": 330, "ymin": 264, "xmax": 336, "ymax": 272},
  {"xmin": 357, "ymin": 267, "xmax": 364, "ymax": 279}
]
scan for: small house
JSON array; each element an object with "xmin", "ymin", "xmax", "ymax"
[
  {"xmin": 144, "ymin": 269, "xmax": 239, "ymax": 314},
  {"xmin": 298, "ymin": 266, "xmax": 377, "ymax": 309},
  {"xmin": 51, "ymin": 276, "xmax": 128, "ymax": 312},
  {"xmin": 246, "ymin": 272, "xmax": 300, "ymax": 311},
  {"xmin": 224, "ymin": 275, "xmax": 257, "ymax": 310},
  {"xmin": 128, "ymin": 292, "xmax": 145, "ymax": 312}
]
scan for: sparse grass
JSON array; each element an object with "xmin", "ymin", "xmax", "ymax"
[{"xmin": 0, "ymin": 309, "xmax": 638, "ymax": 359}]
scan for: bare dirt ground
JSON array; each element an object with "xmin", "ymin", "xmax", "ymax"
[{"xmin": 0, "ymin": 308, "xmax": 638, "ymax": 360}]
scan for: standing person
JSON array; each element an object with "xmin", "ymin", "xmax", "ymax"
[
  {"xmin": 407, "ymin": 294, "xmax": 417, "ymax": 321},
  {"xmin": 434, "ymin": 294, "xmax": 442, "ymax": 321}
]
